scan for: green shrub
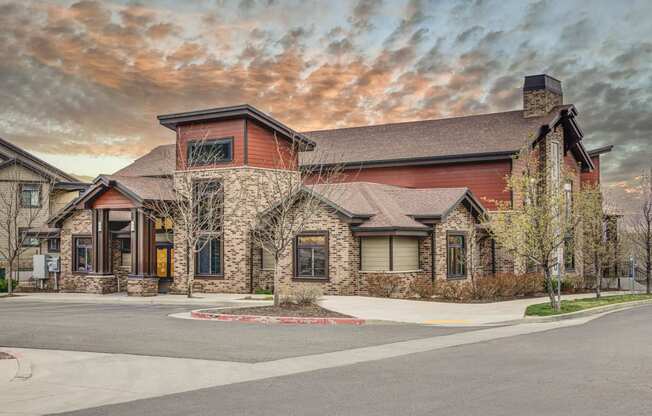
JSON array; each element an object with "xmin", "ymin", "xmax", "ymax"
[
  {"xmin": 254, "ymin": 288, "xmax": 273, "ymax": 295},
  {"xmin": 0, "ymin": 278, "xmax": 19, "ymax": 293}
]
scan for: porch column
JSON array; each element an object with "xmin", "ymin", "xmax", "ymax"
[
  {"xmin": 92, "ymin": 209, "xmax": 111, "ymax": 275},
  {"xmin": 129, "ymin": 209, "xmax": 156, "ymax": 278}
]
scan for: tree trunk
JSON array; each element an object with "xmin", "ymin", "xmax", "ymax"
[
  {"xmin": 273, "ymin": 261, "xmax": 281, "ymax": 307},
  {"xmin": 595, "ymin": 252, "xmax": 601, "ymax": 299},
  {"xmin": 544, "ymin": 266, "xmax": 559, "ymax": 311},
  {"xmin": 556, "ymin": 271, "xmax": 562, "ymax": 311},
  {"xmin": 186, "ymin": 244, "xmax": 193, "ymax": 298},
  {"xmin": 7, "ymin": 262, "xmax": 13, "ymax": 296},
  {"xmin": 647, "ymin": 226, "xmax": 651, "ymax": 294}
]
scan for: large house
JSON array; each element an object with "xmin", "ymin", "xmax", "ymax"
[
  {"xmin": 43, "ymin": 74, "xmax": 613, "ymax": 297},
  {"xmin": 0, "ymin": 137, "xmax": 87, "ymax": 286}
]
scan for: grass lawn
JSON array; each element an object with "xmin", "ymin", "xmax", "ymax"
[{"xmin": 525, "ymin": 294, "xmax": 652, "ymax": 316}]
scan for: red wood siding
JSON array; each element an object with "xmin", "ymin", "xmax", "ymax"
[
  {"xmin": 581, "ymin": 156, "xmax": 600, "ymax": 188},
  {"xmin": 91, "ymin": 188, "xmax": 136, "ymax": 209},
  {"xmin": 247, "ymin": 121, "xmax": 298, "ymax": 170},
  {"xmin": 177, "ymin": 119, "xmax": 245, "ymax": 170},
  {"xmin": 311, "ymin": 160, "xmax": 512, "ymax": 210}
]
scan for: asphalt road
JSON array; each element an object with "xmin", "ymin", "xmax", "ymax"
[
  {"xmin": 55, "ymin": 305, "xmax": 652, "ymax": 416},
  {"xmin": 0, "ymin": 300, "xmax": 475, "ymax": 362}
]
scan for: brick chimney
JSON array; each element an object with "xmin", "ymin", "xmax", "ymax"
[{"xmin": 523, "ymin": 74, "xmax": 563, "ymax": 118}]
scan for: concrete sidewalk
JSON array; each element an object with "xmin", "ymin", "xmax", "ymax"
[
  {"xmin": 3, "ymin": 292, "xmax": 272, "ymax": 305},
  {"xmin": 318, "ymin": 292, "xmax": 629, "ymax": 326}
]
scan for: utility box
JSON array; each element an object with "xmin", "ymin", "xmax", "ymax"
[
  {"xmin": 33, "ymin": 254, "xmax": 47, "ymax": 279},
  {"xmin": 47, "ymin": 256, "xmax": 60, "ymax": 273}
]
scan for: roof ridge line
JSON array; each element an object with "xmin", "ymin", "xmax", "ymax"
[{"xmin": 302, "ymin": 109, "xmax": 526, "ymax": 135}]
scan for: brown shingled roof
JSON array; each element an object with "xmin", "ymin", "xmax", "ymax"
[
  {"xmin": 113, "ymin": 144, "xmax": 176, "ymax": 177},
  {"xmin": 115, "ymin": 105, "xmax": 575, "ymax": 175},
  {"xmin": 102, "ymin": 175, "xmax": 175, "ymax": 201},
  {"xmin": 300, "ymin": 107, "xmax": 569, "ymax": 166},
  {"xmin": 310, "ymin": 182, "xmax": 484, "ymax": 232}
]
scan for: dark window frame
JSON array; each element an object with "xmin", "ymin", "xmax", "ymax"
[
  {"xmin": 194, "ymin": 235, "xmax": 224, "ymax": 278},
  {"xmin": 564, "ymin": 233, "xmax": 575, "ymax": 272},
  {"xmin": 193, "ymin": 179, "xmax": 223, "ymax": 231},
  {"xmin": 293, "ymin": 231, "xmax": 329, "ymax": 280},
  {"xmin": 72, "ymin": 235, "xmax": 93, "ymax": 274},
  {"xmin": 446, "ymin": 231, "xmax": 467, "ymax": 279},
  {"xmin": 48, "ymin": 238, "xmax": 60, "ymax": 253},
  {"xmin": 187, "ymin": 137, "xmax": 234, "ymax": 166},
  {"xmin": 19, "ymin": 183, "xmax": 42, "ymax": 208}
]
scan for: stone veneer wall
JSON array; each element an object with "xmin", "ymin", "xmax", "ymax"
[
  {"xmin": 251, "ymin": 202, "xmax": 480, "ymax": 299},
  {"xmin": 432, "ymin": 204, "xmax": 477, "ymax": 282},
  {"xmin": 127, "ymin": 277, "xmax": 158, "ymax": 296},
  {"xmin": 541, "ymin": 125, "xmax": 584, "ymax": 278},
  {"xmin": 523, "ymin": 88, "xmax": 562, "ymax": 118},
  {"xmin": 250, "ymin": 203, "xmax": 358, "ymax": 297},
  {"xmin": 171, "ymin": 167, "xmax": 298, "ymax": 295},
  {"xmin": 251, "ymin": 246, "xmax": 274, "ymax": 292},
  {"xmin": 111, "ymin": 239, "xmax": 129, "ymax": 292},
  {"xmin": 58, "ymin": 209, "xmax": 125, "ymax": 294},
  {"xmin": 59, "ymin": 210, "xmax": 93, "ymax": 292}
]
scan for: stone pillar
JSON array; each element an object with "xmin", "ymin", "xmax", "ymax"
[
  {"xmin": 128, "ymin": 209, "xmax": 158, "ymax": 296},
  {"xmin": 91, "ymin": 209, "xmax": 111, "ymax": 275}
]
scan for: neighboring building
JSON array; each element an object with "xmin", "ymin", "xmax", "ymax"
[
  {"xmin": 0, "ymin": 137, "xmax": 87, "ymax": 286},
  {"xmin": 47, "ymin": 74, "xmax": 614, "ymax": 297}
]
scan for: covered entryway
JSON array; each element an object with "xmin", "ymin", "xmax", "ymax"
[{"xmin": 60, "ymin": 175, "xmax": 175, "ymax": 296}]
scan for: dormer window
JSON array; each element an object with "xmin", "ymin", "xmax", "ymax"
[{"xmin": 187, "ymin": 138, "xmax": 233, "ymax": 166}]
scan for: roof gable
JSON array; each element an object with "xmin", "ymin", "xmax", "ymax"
[
  {"xmin": 0, "ymin": 137, "xmax": 78, "ymax": 182},
  {"xmin": 49, "ymin": 175, "xmax": 174, "ymax": 227},
  {"xmin": 309, "ymin": 182, "xmax": 486, "ymax": 234}
]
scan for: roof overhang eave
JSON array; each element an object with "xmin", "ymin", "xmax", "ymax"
[
  {"xmin": 157, "ymin": 104, "xmax": 316, "ymax": 151},
  {"xmin": 351, "ymin": 226, "xmax": 431, "ymax": 237},
  {"xmin": 302, "ymin": 150, "xmax": 517, "ymax": 170}
]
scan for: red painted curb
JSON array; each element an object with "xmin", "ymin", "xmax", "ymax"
[{"xmin": 190, "ymin": 310, "xmax": 365, "ymax": 325}]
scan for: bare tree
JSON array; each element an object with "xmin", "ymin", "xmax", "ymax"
[
  {"xmin": 628, "ymin": 169, "xmax": 652, "ymax": 294},
  {"xmin": 144, "ymin": 133, "xmax": 241, "ymax": 298},
  {"xmin": 0, "ymin": 160, "xmax": 54, "ymax": 295},
  {"xmin": 250, "ymin": 134, "xmax": 344, "ymax": 306},
  {"xmin": 485, "ymin": 144, "xmax": 583, "ymax": 311}
]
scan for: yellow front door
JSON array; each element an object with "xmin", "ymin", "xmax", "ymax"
[{"xmin": 156, "ymin": 247, "xmax": 168, "ymax": 278}]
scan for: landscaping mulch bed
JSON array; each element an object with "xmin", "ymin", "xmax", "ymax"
[{"xmin": 220, "ymin": 304, "xmax": 352, "ymax": 318}]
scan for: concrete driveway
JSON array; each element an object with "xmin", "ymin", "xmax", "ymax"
[{"xmin": 319, "ymin": 292, "xmax": 629, "ymax": 326}]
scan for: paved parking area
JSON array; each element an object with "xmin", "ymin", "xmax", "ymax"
[{"xmin": 0, "ymin": 300, "xmax": 478, "ymax": 362}]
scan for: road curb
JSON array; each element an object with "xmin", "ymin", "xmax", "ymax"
[
  {"xmin": 0, "ymin": 349, "xmax": 33, "ymax": 381},
  {"xmin": 190, "ymin": 310, "xmax": 365, "ymax": 325},
  {"xmin": 522, "ymin": 298, "xmax": 652, "ymax": 323}
]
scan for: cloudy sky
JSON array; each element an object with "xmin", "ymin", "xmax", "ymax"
[{"xmin": 1, "ymin": 0, "xmax": 650, "ymax": 199}]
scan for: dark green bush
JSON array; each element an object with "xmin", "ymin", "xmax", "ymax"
[{"xmin": 0, "ymin": 278, "xmax": 19, "ymax": 293}]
